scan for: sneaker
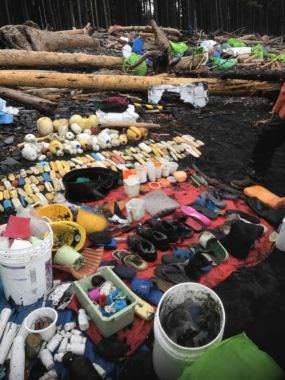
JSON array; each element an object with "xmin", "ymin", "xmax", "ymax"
[{"xmin": 230, "ymin": 175, "xmax": 257, "ymax": 190}]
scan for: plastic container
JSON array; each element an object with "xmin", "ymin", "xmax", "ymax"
[
  {"xmin": 24, "ymin": 307, "xmax": 58, "ymax": 341},
  {"xmin": 124, "ymin": 175, "xmax": 140, "ymax": 197},
  {"xmin": 73, "ymin": 266, "xmax": 137, "ymax": 337},
  {"xmin": 0, "ymin": 222, "xmax": 53, "ymax": 306},
  {"xmin": 147, "ymin": 162, "xmax": 156, "ymax": 181},
  {"xmin": 276, "ymin": 217, "xmax": 285, "ymax": 251},
  {"xmin": 126, "ymin": 198, "xmax": 145, "ymax": 222},
  {"xmin": 135, "ymin": 164, "xmax": 147, "ymax": 183},
  {"xmin": 155, "ymin": 162, "xmax": 162, "ymax": 179},
  {"xmin": 153, "ymin": 283, "xmax": 225, "ymax": 380}
]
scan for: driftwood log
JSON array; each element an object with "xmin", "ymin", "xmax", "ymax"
[
  {"xmin": 0, "ymin": 24, "xmax": 100, "ymax": 51},
  {"xmin": 108, "ymin": 24, "xmax": 182, "ymax": 38},
  {"xmin": 0, "ymin": 70, "xmax": 280, "ymax": 97},
  {"xmin": 0, "ymin": 86, "xmax": 57, "ymax": 113},
  {"xmin": 0, "ymin": 50, "xmax": 122, "ymax": 68}
]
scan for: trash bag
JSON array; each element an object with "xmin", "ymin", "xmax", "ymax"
[
  {"xmin": 178, "ymin": 333, "xmax": 284, "ymax": 380},
  {"xmin": 132, "ymin": 37, "xmax": 144, "ymax": 55},
  {"xmin": 227, "ymin": 38, "xmax": 246, "ymax": 47},
  {"xmin": 252, "ymin": 44, "xmax": 267, "ymax": 59},
  {"xmin": 123, "ymin": 53, "xmax": 147, "ymax": 76},
  {"xmin": 169, "ymin": 41, "xmax": 189, "ymax": 57},
  {"xmin": 210, "ymin": 56, "xmax": 237, "ymax": 71}
]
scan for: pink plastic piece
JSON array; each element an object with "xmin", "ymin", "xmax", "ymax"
[{"xmin": 88, "ymin": 287, "xmax": 100, "ymax": 301}]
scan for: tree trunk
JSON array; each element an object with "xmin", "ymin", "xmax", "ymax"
[
  {"xmin": 0, "ymin": 86, "xmax": 57, "ymax": 113},
  {"xmin": 0, "ymin": 25, "xmax": 100, "ymax": 51},
  {"xmin": 0, "ymin": 70, "xmax": 280, "ymax": 97},
  {"xmin": 0, "ymin": 50, "xmax": 122, "ymax": 68},
  {"xmin": 108, "ymin": 24, "xmax": 182, "ymax": 37}
]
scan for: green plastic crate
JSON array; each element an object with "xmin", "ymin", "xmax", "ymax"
[{"xmin": 73, "ymin": 266, "xmax": 137, "ymax": 337}]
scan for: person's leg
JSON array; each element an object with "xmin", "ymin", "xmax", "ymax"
[
  {"xmin": 249, "ymin": 116, "xmax": 285, "ymax": 178},
  {"xmin": 231, "ymin": 116, "xmax": 285, "ymax": 189}
]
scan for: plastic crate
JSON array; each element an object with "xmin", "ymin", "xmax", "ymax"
[{"xmin": 73, "ymin": 266, "xmax": 137, "ymax": 337}]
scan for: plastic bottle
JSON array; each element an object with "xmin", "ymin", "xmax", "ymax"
[
  {"xmin": 78, "ymin": 309, "xmax": 89, "ymax": 331},
  {"xmin": 276, "ymin": 218, "xmax": 285, "ymax": 251}
]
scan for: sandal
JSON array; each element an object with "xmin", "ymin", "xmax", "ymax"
[
  {"xmin": 180, "ymin": 206, "xmax": 211, "ymax": 226},
  {"xmin": 155, "ymin": 262, "xmax": 191, "ymax": 284},
  {"xmin": 199, "ymin": 231, "xmax": 229, "ymax": 264},
  {"xmin": 112, "ymin": 250, "xmax": 148, "ymax": 271}
]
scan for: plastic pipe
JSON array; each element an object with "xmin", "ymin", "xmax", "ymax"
[
  {"xmin": 9, "ymin": 336, "xmax": 25, "ymax": 380},
  {"xmin": 0, "ymin": 323, "xmax": 18, "ymax": 365}
]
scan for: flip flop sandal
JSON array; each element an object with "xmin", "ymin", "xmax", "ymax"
[
  {"xmin": 175, "ymin": 222, "xmax": 194, "ymax": 240},
  {"xmin": 215, "ymin": 189, "xmax": 240, "ymax": 200},
  {"xmin": 184, "ymin": 216, "xmax": 204, "ymax": 233},
  {"xmin": 201, "ymin": 191, "xmax": 226, "ymax": 209},
  {"xmin": 127, "ymin": 235, "xmax": 157, "ymax": 262},
  {"xmin": 155, "ymin": 263, "xmax": 191, "ymax": 284},
  {"xmin": 225, "ymin": 209, "xmax": 260, "ymax": 224},
  {"xmin": 199, "ymin": 231, "xmax": 229, "ymax": 264},
  {"xmin": 190, "ymin": 203, "xmax": 218, "ymax": 220},
  {"xmin": 180, "ymin": 206, "xmax": 211, "ymax": 227},
  {"xmin": 192, "ymin": 197, "xmax": 220, "ymax": 213},
  {"xmin": 161, "ymin": 254, "xmax": 189, "ymax": 265},
  {"xmin": 152, "ymin": 276, "xmax": 173, "ymax": 293}
]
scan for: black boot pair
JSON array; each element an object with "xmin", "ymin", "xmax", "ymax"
[{"xmin": 127, "ymin": 219, "xmax": 194, "ymax": 263}]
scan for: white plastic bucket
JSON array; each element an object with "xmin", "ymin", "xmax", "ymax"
[
  {"xmin": 153, "ymin": 283, "xmax": 225, "ymax": 380},
  {"xmin": 0, "ymin": 221, "xmax": 53, "ymax": 306},
  {"xmin": 24, "ymin": 307, "xmax": 58, "ymax": 341}
]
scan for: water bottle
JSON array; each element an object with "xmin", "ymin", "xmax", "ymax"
[{"xmin": 276, "ymin": 218, "xmax": 285, "ymax": 251}]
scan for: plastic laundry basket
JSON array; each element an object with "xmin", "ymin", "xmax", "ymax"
[
  {"xmin": 73, "ymin": 266, "xmax": 137, "ymax": 337},
  {"xmin": 0, "ymin": 221, "xmax": 53, "ymax": 306},
  {"xmin": 153, "ymin": 282, "xmax": 225, "ymax": 380}
]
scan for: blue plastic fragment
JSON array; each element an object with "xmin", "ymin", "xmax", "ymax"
[
  {"xmin": 0, "ymin": 111, "xmax": 13, "ymax": 125},
  {"xmin": 3, "ymin": 200, "xmax": 13, "ymax": 209}
]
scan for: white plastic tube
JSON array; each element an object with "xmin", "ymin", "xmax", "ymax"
[
  {"xmin": 39, "ymin": 349, "xmax": 54, "ymax": 370},
  {"xmin": 0, "ymin": 323, "xmax": 18, "ymax": 365},
  {"xmin": 47, "ymin": 333, "xmax": 63, "ymax": 353},
  {"xmin": 0, "ymin": 308, "xmax": 12, "ymax": 341},
  {"xmin": 67, "ymin": 342, "xmax": 86, "ymax": 356},
  {"xmin": 9, "ymin": 336, "xmax": 25, "ymax": 380},
  {"xmin": 58, "ymin": 337, "xmax": 68, "ymax": 353},
  {"xmin": 70, "ymin": 335, "xmax": 87, "ymax": 345}
]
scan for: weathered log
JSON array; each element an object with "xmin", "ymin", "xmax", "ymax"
[
  {"xmin": 0, "ymin": 50, "xmax": 122, "ymax": 68},
  {"xmin": 0, "ymin": 86, "xmax": 57, "ymax": 113},
  {"xmin": 100, "ymin": 122, "xmax": 160, "ymax": 129},
  {"xmin": 0, "ymin": 25, "xmax": 100, "ymax": 51},
  {"xmin": 0, "ymin": 70, "xmax": 280, "ymax": 97},
  {"xmin": 108, "ymin": 24, "xmax": 181, "ymax": 37}
]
